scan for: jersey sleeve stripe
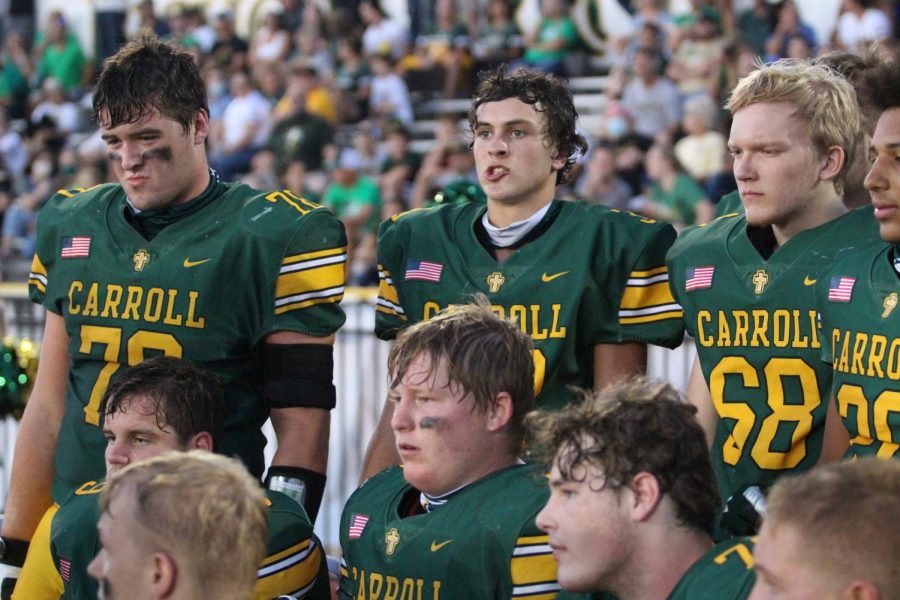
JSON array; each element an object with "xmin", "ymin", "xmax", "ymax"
[
  {"xmin": 620, "ymin": 310, "xmax": 684, "ymax": 325},
  {"xmin": 282, "ymin": 247, "xmax": 347, "ymax": 266},
  {"xmin": 29, "ymin": 254, "xmax": 48, "ymax": 294},
  {"xmin": 511, "ymin": 533, "xmax": 558, "ymax": 599},
  {"xmin": 274, "ymin": 286, "xmax": 344, "ymax": 315},
  {"xmin": 255, "ymin": 539, "xmax": 321, "ymax": 600},
  {"xmin": 376, "ymin": 265, "xmax": 407, "ymax": 320},
  {"xmin": 511, "ymin": 553, "xmax": 558, "ymax": 584},
  {"xmin": 620, "ymin": 281, "xmax": 676, "ymax": 309},
  {"xmin": 376, "ymin": 297, "xmax": 406, "ymax": 318},
  {"xmin": 276, "ymin": 260, "xmax": 345, "ymax": 298}
]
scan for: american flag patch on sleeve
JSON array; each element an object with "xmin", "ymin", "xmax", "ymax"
[
  {"xmin": 61, "ymin": 236, "xmax": 91, "ymax": 259},
  {"xmin": 828, "ymin": 276, "xmax": 856, "ymax": 302},
  {"xmin": 348, "ymin": 514, "xmax": 370, "ymax": 539},
  {"xmin": 685, "ymin": 266, "xmax": 715, "ymax": 291},
  {"xmin": 405, "ymin": 260, "xmax": 443, "ymax": 282}
]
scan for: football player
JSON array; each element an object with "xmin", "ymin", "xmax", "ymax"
[
  {"xmin": 339, "ymin": 300, "xmax": 559, "ymax": 599},
  {"xmin": 14, "ymin": 357, "xmax": 329, "ymax": 600},
  {"xmin": 816, "ymin": 59, "xmax": 900, "ymax": 460},
  {"xmin": 93, "ymin": 451, "xmax": 269, "ymax": 600},
  {"xmin": 1, "ymin": 34, "xmax": 346, "ymax": 590},
  {"xmin": 750, "ymin": 459, "xmax": 900, "ymax": 599},
  {"xmin": 667, "ymin": 59, "xmax": 878, "ymax": 534},
  {"xmin": 533, "ymin": 378, "xmax": 755, "ymax": 599},
  {"xmin": 362, "ymin": 65, "xmax": 685, "ymax": 480}
]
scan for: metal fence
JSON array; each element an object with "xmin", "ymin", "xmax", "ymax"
[{"xmin": 0, "ymin": 287, "xmax": 695, "ymax": 551}]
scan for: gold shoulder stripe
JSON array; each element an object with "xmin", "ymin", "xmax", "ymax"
[
  {"xmin": 255, "ymin": 539, "xmax": 321, "ymax": 600},
  {"xmin": 621, "ymin": 281, "xmax": 677, "ymax": 310},
  {"xmin": 620, "ymin": 310, "xmax": 684, "ymax": 325},
  {"xmin": 390, "ymin": 207, "xmax": 431, "ymax": 222},
  {"xmin": 260, "ymin": 539, "xmax": 311, "ymax": 567},
  {"xmin": 283, "ymin": 246, "xmax": 347, "ymax": 267},
  {"xmin": 629, "ymin": 265, "xmax": 669, "ymax": 278}
]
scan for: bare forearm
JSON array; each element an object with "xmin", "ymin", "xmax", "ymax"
[{"xmin": 271, "ymin": 408, "xmax": 330, "ymax": 474}]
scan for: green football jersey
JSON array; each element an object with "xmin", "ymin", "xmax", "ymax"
[
  {"xmin": 339, "ymin": 465, "xmax": 559, "ymax": 600},
  {"xmin": 715, "ymin": 190, "xmax": 743, "ymax": 218},
  {"xmin": 667, "ymin": 207, "xmax": 878, "ymax": 502},
  {"xmin": 46, "ymin": 481, "xmax": 329, "ymax": 599},
  {"xmin": 375, "ymin": 200, "xmax": 685, "ymax": 410},
  {"xmin": 667, "ymin": 537, "xmax": 755, "ymax": 600},
  {"xmin": 817, "ymin": 242, "xmax": 900, "ymax": 459},
  {"xmin": 28, "ymin": 181, "xmax": 347, "ymax": 499}
]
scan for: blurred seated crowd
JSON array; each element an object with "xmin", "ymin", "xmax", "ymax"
[{"xmin": 0, "ymin": 0, "xmax": 897, "ymax": 284}]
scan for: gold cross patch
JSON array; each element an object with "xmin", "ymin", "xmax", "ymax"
[
  {"xmin": 487, "ymin": 272, "xmax": 505, "ymax": 293},
  {"xmin": 752, "ymin": 269, "xmax": 768, "ymax": 294},
  {"xmin": 133, "ymin": 249, "xmax": 151, "ymax": 271}
]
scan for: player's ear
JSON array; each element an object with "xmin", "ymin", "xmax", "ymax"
[
  {"xmin": 486, "ymin": 391, "xmax": 513, "ymax": 432},
  {"xmin": 842, "ymin": 579, "xmax": 881, "ymax": 600},
  {"xmin": 192, "ymin": 110, "xmax": 210, "ymax": 145},
  {"xmin": 150, "ymin": 551, "xmax": 177, "ymax": 598},
  {"xmin": 189, "ymin": 431, "xmax": 214, "ymax": 452},
  {"xmin": 628, "ymin": 472, "xmax": 663, "ymax": 522},
  {"xmin": 818, "ymin": 145, "xmax": 845, "ymax": 183}
]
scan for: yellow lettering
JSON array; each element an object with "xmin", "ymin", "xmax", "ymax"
[
  {"xmin": 851, "ymin": 333, "xmax": 869, "ymax": 376},
  {"xmin": 509, "ymin": 305, "xmax": 528, "ymax": 334},
  {"xmin": 549, "ymin": 304, "xmax": 566, "ymax": 338},
  {"xmin": 357, "ymin": 570, "xmax": 367, "ymax": 600},
  {"xmin": 697, "ymin": 311, "xmax": 713, "ymax": 347},
  {"xmin": 869, "ymin": 335, "xmax": 887, "ymax": 378},
  {"xmin": 530, "ymin": 305, "xmax": 548, "ymax": 340},
  {"xmin": 432, "ymin": 580, "xmax": 441, "ymax": 600},
  {"xmin": 144, "ymin": 288, "xmax": 164, "ymax": 323},
  {"xmin": 791, "ymin": 310, "xmax": 809, "ymax": 348},
  {"xmin": 68, "ymin": 280, "xmax": 83, "ymax": 314},
  {"xmin": 808, "ymin": 310, "xmax": 821, "ymax": 348},
  {"xmin": 123, "ymin": 286, "xmax": 143, "ymax": 320},
  {"xmin": 369, "ymin": 572, "xmax": 384, "ymax": 599},
  {"xmin": 837, "ymin": 330, "xmax": 851, "ymax": 373},
  {"xmin": 83, "ymin": 282, "xmax": 100, "ymax": 317},
  {"xmin": 772, "ymin": 309, "xmax": 790, "ymax": 348},
  {"xmin": 163, "ymin": 289, "xmax": 183, "ymax": 326},
  {"xmin": 101, "ymin": 284, "xmax": 122, "ymax": 319},
  {"xmin": 717, "ymin": 310, "xmax": 732, "ymax": 347},
  {"xmin": 185, "ymin": 291, "xmax": 206, "ymax": 329},
  {"xmin": 399, "ymin": 578, "xmax": 415, "ymax": 600},
  {"xmin": 750, "ymin": 310, "xmax": 769, "ymax": 347},
  {"xmin": 423, "ymin": 302, "xmax": 441, "ymax": 320},
  {"xmin": 384, "ymin": 576, "xmax": 400, "ymax": 600},
  {"xmin": 733, "ymin": 310, "xmax": 749, "ymax": 347},
  {"xmin": 888, "ymin": 339, "xmax": 900, "ymax": 380},
  {"xmin": 831, "ymin": 329, "xmax": 841, "ymax": 369}
]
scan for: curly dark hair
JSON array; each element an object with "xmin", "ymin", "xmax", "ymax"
[
  {"xmin": 860, "ymin": 58, "xmax": 900, "ymax": 118},
  {"xmin": 468, "ymin": 65, "xmax": 588, "ymax": 185},
  {"xmin": 528, "ymin": 377, "xmax": 721, "ymax": 535},
  {"xmin": 102, "ymin": 356, "xmax": 224, "ymax": 450},
  {"xmin": 93, "ymin": 32, "xmax": 208, "ymax": 132}
]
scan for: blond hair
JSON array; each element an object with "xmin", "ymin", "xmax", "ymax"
[
  {"xmin": 726, "ymin": 59, "xmax": 861, "ymax": 194},
  {"xmin": 101, "ymin": 451, "xmax": 268, "ymax": 600},
  {"xmin": 765, "ymin": 459, "xmax": 900, "ymax": 595}
]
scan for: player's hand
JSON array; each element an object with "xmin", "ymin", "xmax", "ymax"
[{"xmin": 720, "ymin": 485, "xmax": 768, "ymax": 537}]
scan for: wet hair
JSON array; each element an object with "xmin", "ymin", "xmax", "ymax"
[
  {"xmin": 469, "ymin": 65, "xmax": 588, "ymax": 185},
  {"xmin": 529, "ymin": 378, "xmax": 720, "ymax": 534},
  {"xmin": 101, "ymin": 356, "xmax": 224, "ymax": 449},
  {"xmin": 93, "ymin": 32, "xmax": 208, "ymax": 133}
]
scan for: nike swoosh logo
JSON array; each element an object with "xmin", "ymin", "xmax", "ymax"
[
  {"xmin": 542, "ymin": 271, "xmax": 570, "ymax": 282},
  {"xmin": 430, "ymin": 540, "xmax": 453, "ymax": 552},
  {"xmin": 183, "ymin": 258, "xmax": 211, "ymax": 268},
  {"xmin": 803, "ymin": 276, "xmax": 817, "ymax": 286}
]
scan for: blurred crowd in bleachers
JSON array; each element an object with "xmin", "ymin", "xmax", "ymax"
[{"xmin": 0, "ymin": 0, "xmax": 898, "ymax": 284}]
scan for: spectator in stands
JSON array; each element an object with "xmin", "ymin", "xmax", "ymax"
[
  {"xmin": 673, "ymin": 93, "xmax": 726, "ymax": 183},
  {"xmin": 88, "ymin": 452, "xmax": 269, "ymax": 600},
  {"xmin": 323, "ymin": 158, "xmax": 381, "ymax": 251},
  {"xmin": 184, "ymin": 6, "xmax": 216, "ymax": 54},
  {"xmin": 240, "ymin": 149, "xmax": 279, "ymax": 190},
  {"xmin": 291, "ymin": 28, "xmax": 335, "ymax": 81},
  {"xmin": 763, "ymin": 1, "xmax": 817, "ymax": 61},
  {"xmin": 281, "ymin": 159, "xmax": 321, "ymax": 204},
  {"xmin": 471, "ymin": 0, "xmax": 523, "ymax": 76},
  {"xmin": 832, "ymin": 0, "xmax": 893, "ymax": 53},
  {"xmin": 368, "ymin": 52, "xmax": 413, "ymax": 126},
  {"xmin": 162, "ymin": 4, "xmax": 201, "ymax": 52},
  {"xmin": 267, "ymin": 69, "xmax": 335, "ymax": 174},
  {"xmin": 0, "ymin": 109, "xmax": 27, "ymax": 180},
  {"xmin": 334, "ymin": 37, "xmax": 371, "ymax": 124},
  {"xmin": 0, "ymin": 30, "xmax": 33, "ymax": 120},
  {"xmin": 250, "ymin": 0, "xmax": 292, "ymax": 74},
  {"xmin": 403, "ymin": 0, "xmax": 471, "ymax": 98},
  {"xmin": 209, "ymin": 9, "xmax": 249, "ymax": 72},
  {"xmin": 275, "ymin": 64, "xmax": 337, "ymax": 126},
  {"xmin": 519, "ymin": 0, "xmax": 578, "ymax": 76},
  {"xmin": 735, "ymin": 0, "xmax": 775, "ymax": 55},
  {"xmin": 751, "ymin": 460, "xmax": 900, "ymax": 600},
  {"xmin": 640, "ymin": 142, "xmax": 713, "ymax": 228},
  {"xmin": 33, "ymin": 11, "xmax": 88, "ymax": 94},
  {"xmin": 359, "ymin": 1, "xmax": 410, "ymax": 60},
  {"xmin": 129, "ymin": 0, "xmax": 170, "ymax": 39},
  {"xmin": 410, "ymin": 140, "xmax": 476, "ymax": 209},
  {"xmin": 209, "ymin": 71, "xmax": 272, "ymax": 181},
  {"xmin": 30, "ymin": 77, "xmax": 82, "ymax": 134},
  {"xmin": 339, "ymin": 124, "xmax": 385, "ymax": 178},
  {"xmin": 575, "ymin": 143, "xmax": 633, "ymax": 210},
  {"xmin": 377, "ymin": 121, "xmax": 421, "ymax": 214},
  {"xmin": 1, "ymin": 151, "xmax": 56, "ymax": 259},
  {"xmin": 620, "ymin": 47, "xmax": 681, "ymax": 147},
  {"xmin": 666, "ymin": 11, "xmax": 724, "ymax": 101}
]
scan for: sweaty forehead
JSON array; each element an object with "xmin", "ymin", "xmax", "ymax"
[{"xmin": 476, "ymin": 98, "xmax": 545, "ymax": 126}]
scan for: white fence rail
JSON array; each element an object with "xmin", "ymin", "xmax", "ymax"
[{"xmin": 0, "ymin": 289, "xmax": 695, "ymax": 551}]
